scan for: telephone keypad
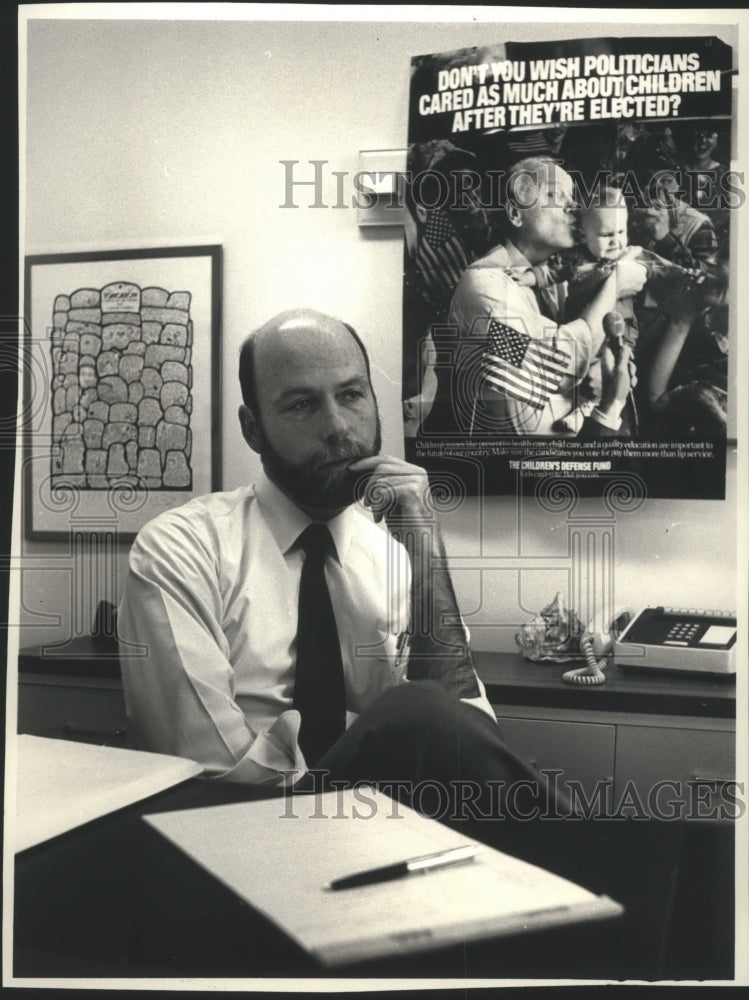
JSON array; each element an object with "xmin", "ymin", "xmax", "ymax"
[{"xmin": 667, "ymin": 621, "xmax": 700, "ymax": 643}]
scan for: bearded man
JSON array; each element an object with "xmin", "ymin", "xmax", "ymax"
[{"xmin": 119, "ymin": 308, "xmax": 566, "ymax": 821}]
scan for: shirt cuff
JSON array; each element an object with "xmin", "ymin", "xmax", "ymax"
[
  {"xmin": 590, "ymin": 407, "xmax": 623, "ymax": 431},
  {"xmin": 211, "ymin": 710, "xmax": 307, "ymax": 785}
]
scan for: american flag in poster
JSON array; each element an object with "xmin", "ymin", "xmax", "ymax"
[
  {"xmin": 415, "ymin": 209, "xmax": 470, "ymax": 300},
  {"xmin": 480, "ymin": 319, "xmax": 570, "ymax": 410}
]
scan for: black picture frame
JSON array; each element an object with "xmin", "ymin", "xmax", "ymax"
[{"xmin": 22, "ymin": 245, "xmax": 222, "ymax": 540}]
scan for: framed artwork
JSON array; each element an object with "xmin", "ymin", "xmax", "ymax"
[{"xmin": 23, "ymin": 246, "xmax": 222, "ymax": 540}]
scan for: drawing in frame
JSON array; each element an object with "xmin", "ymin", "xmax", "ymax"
[{"xmin": 23, "ymin": 245, "xmax": 222, "ymax": 540}]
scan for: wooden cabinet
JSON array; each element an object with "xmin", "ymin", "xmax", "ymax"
[
  {"xmin": 614, "ymin": 723, "xmax": 737, "ymax": 819},
  {"xmin": 18, "ymin": 675, "xmax": 128, "ymax": 748},
  {"xmin": 492, "ymin": 707, "xmax": 735, "ymax": 821},
  {"xmin": 17, "ymin": 638, "xmax": 127, "ymax": 747},
  {"xmin": 16, "ymin": 649, "xmax": 737, "ymax": 817},
  {"xmin": 495, "ymin": 716, "xmax": 615, "ymax": 798},
  {"xmin": 480, "ymin": 652, "xmax": 736, "ymax": 822}
]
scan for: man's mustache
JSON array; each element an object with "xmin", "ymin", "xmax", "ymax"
[{"xmin": 309, "ymin": 442, "xmax": 377, "ymax": 471}]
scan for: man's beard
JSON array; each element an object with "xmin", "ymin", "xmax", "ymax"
[{"xmin": 258, "ymin": 414, "xmax": 382, "ymax": 515}]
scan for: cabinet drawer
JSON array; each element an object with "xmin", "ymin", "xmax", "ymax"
[
  {"xmin": 615, "ymin": 726, "xmax": 736, "ymax": 820},
  {"xmin": 496, "ymin": 715, "xmax": 615, "ymax": 800},
  {"xmin": 18, "ymin": 678, "xmax": 128, "ymax": 747}
]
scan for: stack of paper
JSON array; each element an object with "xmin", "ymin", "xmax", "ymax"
[
  {"xmin": 145, "ymin": 788, "xmax": 622, "ymax": 966},
  {"xmin": 13, "ymin": 734, "xmax": 203, "ymax": 852}
]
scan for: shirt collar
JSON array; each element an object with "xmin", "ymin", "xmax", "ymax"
[
  {"xmin": 466, "ymin": 241, "xmax": 534, "ymax": 275},
  {"xmin": 253, "ymin": 472, "xmax": 356, "ymax": 564},
  {"xmin": 502, "ymin": 240, "xmax": 533, "ymax": 269}
]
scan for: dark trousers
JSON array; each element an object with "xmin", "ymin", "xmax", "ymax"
[
  {"xmin": 298, "ymin": 680, "xmax": 569, "ymax": 824},
  {"xmin": 294, "ymin": 681, "xmax": 735, "ymax": 980}
]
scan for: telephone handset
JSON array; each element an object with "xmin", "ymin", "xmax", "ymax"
[{"xmin": 562, "ymin": 609, "xmax": 633, "ymax": 686}]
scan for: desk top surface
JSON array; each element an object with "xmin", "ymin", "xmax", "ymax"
[
  {"xmin": 18, "ymin": 639, "xmax": 736, "ymax": 718},
  {"xmin": 475, "ymin": 651, "xmax": 735, "ymax": 719},
  {"xmin": 14, "ymin": 775, "xmax": 735, "ymax": 981}
]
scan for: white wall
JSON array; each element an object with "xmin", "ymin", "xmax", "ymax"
[{"xmin": 17, "ymin": 14, "xmax": 739, "ymax": 651}]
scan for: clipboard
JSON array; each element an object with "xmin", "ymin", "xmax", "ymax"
[{"xmin": 144, "ymin": 788, "xmax": 623, "ymax": 967}]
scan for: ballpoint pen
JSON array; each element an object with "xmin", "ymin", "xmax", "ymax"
[{"xmin": 324, "ymin": 845, "xmax": 481, "ymax": 891}]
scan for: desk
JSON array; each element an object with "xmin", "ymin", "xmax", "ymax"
[
  {"xmin": 13, "ymin": 647, "xmax": 737, "ymax": 979},
  {"xmin": 475, "ymin": 651, "xmax": 736, "ymax": 718},
  {"xmin": 18, "ymin": 644, "xmax": 735, "ymax": 732},
  {"xmin": 13, "ymin": 777, "xmax": 735, "ymax": 981},
  {"xmin": 476, "ymin": 653, "xmax": 736, "ymax": 817},
  {"xmin": 18, "ymin": 637, "xmax": 127, "ymax": 747},
  {"xmin": 18, "ymin": 646, "xmax": 736, "ymax": 817},
  {"xmin": 17, "ymin": 642, "xmax": 737, "ymax": 827}
]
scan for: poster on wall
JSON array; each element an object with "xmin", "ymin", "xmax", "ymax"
[{"xmin": 402, "ymin": 35, "xmax": 734, "ymax": 500}]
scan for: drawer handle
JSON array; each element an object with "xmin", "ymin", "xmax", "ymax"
[
  {"xmin": 692, "ymin": 775, "xmax": 735, "ymax": 785},
  {"xmin": 63, "ymin": 725, "xmax": 127, "ymax": 746}
]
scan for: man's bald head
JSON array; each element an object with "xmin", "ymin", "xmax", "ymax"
[
  {"xmin": 239, "ymin": 309, "xmax": 372, "ymax": 415},
  {"xmin": 500, "ymin": 156, "xmax": 578, "ymax": 263},
  {"xmin": 237, "ymin": 309, "xmax": 381, "ymax": 519}
]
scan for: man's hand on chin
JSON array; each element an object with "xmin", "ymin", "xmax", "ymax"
[
  {"xmin": 350, "ymin": 456, "xmax": 480, "ymax": 700},
  {"xmin": 349, "ymin": 455, "xmax": 434, "ymax": 526}
]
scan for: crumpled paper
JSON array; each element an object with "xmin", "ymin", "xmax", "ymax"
[{"xmin": 515, "ymin": 592, "xmax": 585, "ymax": 663}]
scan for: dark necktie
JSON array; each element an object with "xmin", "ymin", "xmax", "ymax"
[{"xmin": 292, "ymin": 523, "xmax": 346, "ymax": 766}]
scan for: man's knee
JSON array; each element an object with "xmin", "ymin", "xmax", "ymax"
[
  {"xmin": 364, "ymin": 680, "xmax": 448, "ymax": 721},
  {"xmin": 362, "ymin": 680, "xmax": 473, "ymax": 739}
]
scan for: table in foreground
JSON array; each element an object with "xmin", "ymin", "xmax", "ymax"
[{"xmin": 13, "ymin": 778, "xmax": 735, "ymax": 982}]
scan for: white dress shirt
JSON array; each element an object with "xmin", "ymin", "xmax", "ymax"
[
  {"xmin": 118, "ymin": 474, "xmax": 492, "ymax": 785},
  {"xmin": 448, "ymin": 241, "xmax": 599, "ymax": 436}
]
